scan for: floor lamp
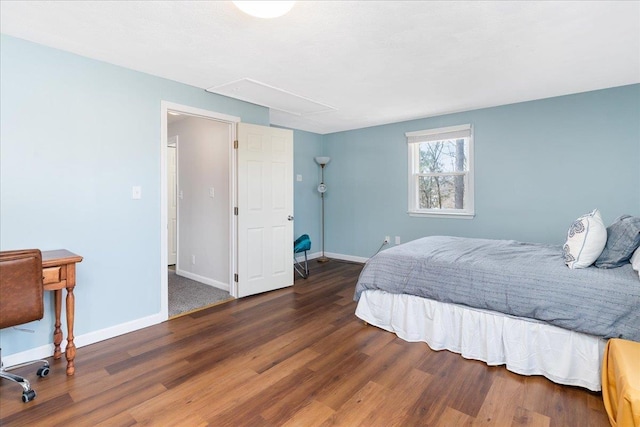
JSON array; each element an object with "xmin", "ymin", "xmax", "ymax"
[{"xmin": 315, "ymin": 156, "xmax": 330, "ymax": 263}]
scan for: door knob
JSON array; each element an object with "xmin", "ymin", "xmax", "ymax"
[{"xmin": 287, "ymin": 215, "xmax": 294, "ymax": 221}]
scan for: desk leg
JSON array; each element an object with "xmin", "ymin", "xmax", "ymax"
[
  {"xmin": 65, "ymin": 285, "xmax": 76, "ymax": 376},
  {"xmin": 53, "ymin": 289, "xmax": 63, "ymax": 360}
]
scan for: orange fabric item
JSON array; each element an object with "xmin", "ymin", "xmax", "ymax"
[{"xmin": 602, "ymin": 338, "xmax": 640, "ymax": 427}]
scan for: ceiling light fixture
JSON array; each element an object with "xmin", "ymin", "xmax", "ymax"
[{"xmin": 233, "ymin": 1, "xmax": 295, "ymax": 19}]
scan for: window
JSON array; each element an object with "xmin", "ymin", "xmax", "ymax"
[{"xmin": 406, "ymin": 124, "xmax": 474, "ymax": 218}]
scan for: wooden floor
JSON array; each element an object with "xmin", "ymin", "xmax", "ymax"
[{"xmin": 1, "ymin": 260, "xmax": 609, "ymax": 426}]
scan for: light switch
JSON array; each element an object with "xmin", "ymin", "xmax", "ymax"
[
  {"xmin": 296, "ymin": 174, "xmax": 303, "ymax": 182},
  {"xmin": 209, "ymin": 187, "xmax": 215, "ymax": 198},
  {"xmin": 179, "ymin": 190, "xmax": 183, "ymax": 200},
  {"xmin": 132, "ymin": 186, "xmax": 142, "ymax": 200}
]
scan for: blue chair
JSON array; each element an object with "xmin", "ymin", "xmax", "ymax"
[{"xmin": 294, "ymin": 234, "xmax": 311, "ymax": 279}]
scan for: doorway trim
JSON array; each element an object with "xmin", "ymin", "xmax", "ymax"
[
  {"xmin": 160, "ymin": 101, "xmax": 240, "ymax": 320},
  {"xmin": 167, "ymin": 136, "xmax": 178, "ymax": 268}
]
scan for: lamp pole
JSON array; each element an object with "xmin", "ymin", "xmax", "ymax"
[
  {"xmin": 315, "ymin": 156, "xmax": 331, "ymax": 263},
  {"xmin": 318, "ymin": 163, "xmax": 329, "ymax": 263}
]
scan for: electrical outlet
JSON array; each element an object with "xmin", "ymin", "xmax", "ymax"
[
  {"xmin": 191, "ymin": 255, "xmax": 196, "ymax": 265},
  {"xmin": 384, "ymin": 236, "xmax": 390, "ymax": 244},
  {"xmin": 395, "ymin": 236, "xmax": 401, "ymax": 245}
]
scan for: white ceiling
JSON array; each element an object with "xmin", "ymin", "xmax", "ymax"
[{"xmin": 1, "ymin": 1, "xmax": 639, "ymax": 134}]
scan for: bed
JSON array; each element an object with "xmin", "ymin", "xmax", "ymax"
[{"xmin": 353, "ymin": 236, "xmax": 640, "ymax": 392}]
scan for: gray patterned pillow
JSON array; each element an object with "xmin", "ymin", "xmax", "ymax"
[{"xmin": 595, "ymin": 215, "xmax": 640, "ymax": 268}]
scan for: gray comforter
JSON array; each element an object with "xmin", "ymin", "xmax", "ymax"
[{"xmin": 354, "ymin": 236, "xmax": 640, "ymax": 341}]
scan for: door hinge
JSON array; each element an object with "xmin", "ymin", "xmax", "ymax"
[
  {"xmin": 233, "ymin": 140, "xmax": 238, "ymax": 149},
  {"xmin": 234, "ymin": 207, "xmax": 238, "ymax": 216},
  {"xmin": 234, "ymin": 273, "xmax": 238, "ymax": 283}
]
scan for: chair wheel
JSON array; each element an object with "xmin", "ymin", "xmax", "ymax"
[
  {"xmin": 22, "ymin": 390, "xmax": 36, "ymax": 403},
  {"xmin": 37, "ymin": 366, "xmax": 50, "ymax": 377}
]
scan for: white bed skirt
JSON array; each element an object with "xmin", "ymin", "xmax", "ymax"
[{"xmin": 355, "ymin": 290, "xmax": 606, "ymax": 391}]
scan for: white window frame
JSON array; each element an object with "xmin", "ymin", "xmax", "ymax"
[{"xmin": 406, "ymin": 124, "xmax": 475, "ymax": 219}]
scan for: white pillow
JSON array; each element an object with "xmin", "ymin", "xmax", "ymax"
[
  {"xmin": 630, "ymin": 246, "xmax": 640, "ymax": 279},
  {"xmin": 563, "ymin": 209, "xmax": 607, "ymax": 269}
]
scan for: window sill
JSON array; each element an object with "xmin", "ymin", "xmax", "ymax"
[{"xmin": 408, "ymin": 211, "xmax": 475, "ymax": 219}]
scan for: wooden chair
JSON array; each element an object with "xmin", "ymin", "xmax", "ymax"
[{"xmin": 0, "ymin": 249, "xmax": 50, "ymax": 403}]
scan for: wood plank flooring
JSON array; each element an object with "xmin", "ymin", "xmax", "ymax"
[{"xmin": 0, "ymin": 260, "xmax": 610, "ymax": 426}]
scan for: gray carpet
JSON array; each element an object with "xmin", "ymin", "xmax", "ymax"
[{"xmin": 168, "ymin": 271, "xmax": 231, "ymax": 317}]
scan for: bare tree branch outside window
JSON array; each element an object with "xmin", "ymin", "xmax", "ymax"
[{"xmin": 418, "ymin": 139, "xmax": 467, "ymax": 210}]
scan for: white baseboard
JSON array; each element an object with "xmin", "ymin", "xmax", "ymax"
[
  {"xmin": 323, "ymin": 252, "xmax": 368, "ymax": 264},
  {"xmin": 298, "ymin": 251, "xmax": 368, "ymax": 264},
  {"xmin": 175, "ymin": 269, "xmax": 229, "ymax": 292},
  {"xmin": 2, "ymin": 312, "xmax": 164, "ymax": 367},
  {"xmin": 296, "ymin": 251, "xmax": 322, "ymax": 261}
]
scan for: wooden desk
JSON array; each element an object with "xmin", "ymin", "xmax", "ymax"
[{"xmin": 42, "ymin": 250, "xmax": 83, "ymax": 376}]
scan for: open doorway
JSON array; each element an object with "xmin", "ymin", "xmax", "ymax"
[
  {"xmin": 166, "ymin": 113, "xmax": 233, "ymax": 316},
  {"xmin": 160, "ymin": 102, "xmax": 240, "ymax": 320}
]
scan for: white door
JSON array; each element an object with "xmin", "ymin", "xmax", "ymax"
[
  {"xmin": 167, "ymin": 137, "xmax": 178, "ymax": 266},
  {"xmin": 237, "ymin": 123, "xmax": 294, "ymax": 297}
]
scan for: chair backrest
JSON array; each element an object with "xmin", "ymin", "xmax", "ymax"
[
  {"xmin": 294, "ymin": 234, "xmax": 311, "ymax": 253},
  {"xmin": 0, "ymin": 249, "xmax": 44, "ymax": 329}
]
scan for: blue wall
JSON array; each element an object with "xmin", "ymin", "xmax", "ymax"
[
  {"xmin": 323, "ymin": 85, "xmax": 640, "ymax": 258},
  {"xmin": 292, "ymin": 129, "xmax": 323, "ymax": 254},
  {"xmin": 0, "ymin": 35, "xmax": 273, "ymax": 355}
]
